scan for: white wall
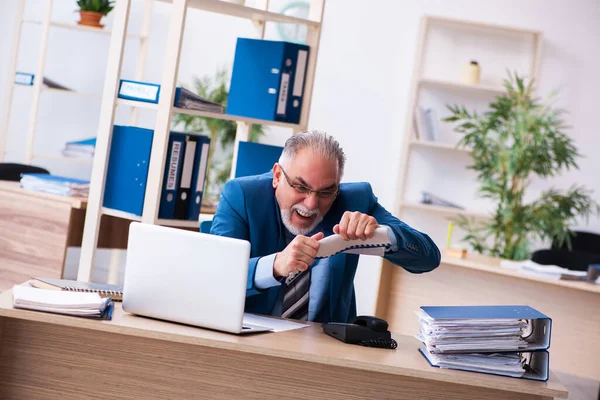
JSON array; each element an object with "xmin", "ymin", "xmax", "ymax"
[{"xmin": 1, "ymin": 0, "xmax": 599, "ymax": 315}]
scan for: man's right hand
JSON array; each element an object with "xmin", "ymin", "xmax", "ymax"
[{"xmin": 274, "ymin": 232, "xmax": 324, "ymax": 278}]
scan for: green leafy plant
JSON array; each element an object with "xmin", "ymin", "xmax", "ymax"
[
  {"xmin": 444, "ymin": 72, "xmax": 599, "ymax": 260},
  {"xmin": 76, "ymin": 0, "xmax": 114, "ymax": 15},
  {"xmin": 172, "ymin": 68, "xmax": 267, "ymax": 204}
]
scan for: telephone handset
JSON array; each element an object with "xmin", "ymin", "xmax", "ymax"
[{"xmin": 322, "ymin": 315, "xmax": 398, "ymax": 349}]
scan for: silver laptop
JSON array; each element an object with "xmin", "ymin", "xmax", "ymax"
[{"xmin": 123, "ymin": 222, "xmax": 271, "ymax": 334}]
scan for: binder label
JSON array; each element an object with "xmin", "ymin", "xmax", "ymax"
[
  {"xmin": 293, "ymin": 50, "xmax": 308, "ymax": 97},
  {"xmin": 196, "ymin": 143, "xmax": 210, "ymax": 193},
  {"xmin": 119, "ymin": 81, "xmax": 159, "ymax": 101},
  {"xmin": 277, "ymin": 73, "xmax": 290, "ymax": 116},
  {"xmin": 166, "ymin": 142, "xmax": 182, "ymax": 190},
  {"xmin": 15, "ymin": 72, "xmax": 34, "ymax": 86},
  {"xmin": 180, "ymin": 141, "xmax": 197, "ymax": 189}
]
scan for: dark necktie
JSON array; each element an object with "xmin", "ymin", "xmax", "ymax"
[
  {"xmin": 281, "ymin": 269, "xmax": 310, "ymax": 320},
  {"xmin": 280, "ymin": 229, "xmax": 312, "ymax": 321}
]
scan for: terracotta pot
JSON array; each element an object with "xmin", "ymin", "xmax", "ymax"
[{"xmin": 78, "ymin": 10, "xmax": 104, "ymax": 28}]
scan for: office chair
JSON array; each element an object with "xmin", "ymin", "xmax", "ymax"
[
  {"xmin": 0, "ymin": 163, "xmax": 50, "ymax": 182},
  {"xmin": 531, "ymin": 231, "xmax": 600, "ymax": 271}
]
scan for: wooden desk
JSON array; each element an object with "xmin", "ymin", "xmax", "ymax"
[
  {"xmin": 379, "ymin": 253, "xmax": 600, "ymax": 381},
  {"xmin": 0, "ymin": 290, "xmax": 566, "ymax": 399},
  {"xmin": 0, "ymin": 182, "xmax": 131, "ymax": 291}
]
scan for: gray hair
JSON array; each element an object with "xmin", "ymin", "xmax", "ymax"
[{"xmin": 279, "ymin": 130, "xmax": 346, "ymax": 180}]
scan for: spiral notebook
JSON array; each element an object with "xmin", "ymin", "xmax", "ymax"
[{"xmin": 29, "ymin": 278, "xmax": 123, "ymax": 301}]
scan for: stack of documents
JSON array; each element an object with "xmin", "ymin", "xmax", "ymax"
[
  {"xmin": 62, "ymin": 137, "xmax": 95, "ymax": 159},
  {"xmin": 500, "ymin": 259, "xmax": 588, "ymax": 281},
  {"xmin": 13, "ymin": 285, "xmax": 114, "ymax": 320},
  {"xmin": 174, "ymin": 87, "xmax": 225, "ymax": 113},
  {"xmin": 20, "ymin": 173, "xmax": 90, "ymax": 197},
  {"xmin": 417, "ymin": 305, "xmax": 552, "ymax": 381}
]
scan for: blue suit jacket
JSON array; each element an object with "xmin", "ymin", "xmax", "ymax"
[{"xmin": 210, "ymin": 172, "xmax": 440, "ymax": 322}]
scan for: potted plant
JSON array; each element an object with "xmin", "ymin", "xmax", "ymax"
[
  {"xmin": 444, "ymin": 72, "xmax": 599, "ymax": 260},
  {"xmin": 76, "ymin": 0, "xmax": 114, "ymax": 29}
]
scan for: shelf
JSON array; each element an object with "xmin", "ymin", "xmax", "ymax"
[
  {"xmin": 419, "ymin": 78, "xmax": 505, "ymax": 95},
  {"xmin": 116, "ymin": 98, "xmax": 303, "ymax": 129},
  {"xmin": 33, "ymin": 154, "xmax": 94, "ymax": 164},
  {"xmin": 155, "ymin": 0, "xmax": 320, "ymax": 26},
  {"xmin": 410, "ymin": 139, "xmax": 471, "ymax": 154},
  {"xmin": 21, "ymin": 19, "xmax": 146, "ymax": 40},
  {"xmin": 401, "ymin": 201, "xmax": 491, "ymax": 220},
  {"xmin": 42, "ymin": 87, "xmax": 102, "ymax": 99},
  {"xmin": 102, "ymin": 207, "xmax": 212, "ymax": 228}
]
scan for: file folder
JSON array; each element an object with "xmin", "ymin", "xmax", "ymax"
[
  {"xmin": 419, "ymin": 348, "xmax": 550, "ymax": 381},
  {"xmin": 227, "ymin": 38, "xmax": 309, "ymax": 124},
  {"xmin": 158, "ymin": 133, "xmax": 186, "ymax": 219},
  {"xmin": 419, "ymin": 305, "xmax": 552, "ymax": 352},
  {"xmin": 104, "ymin": 126, "xmax": 153, "ymax": 216},
  {"xmin": 188, "ymin": 135, "xmax": 210, "ymax": 221},
  {"xmin": 174, "ymin": 134, "xmax": 197, "ymax": 219},
  {"xmin": 234, "ymin": 141, "xmax": 283, "ymax": 178}
]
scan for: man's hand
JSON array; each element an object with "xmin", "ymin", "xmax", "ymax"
[
  {"xmin": 274, "ymin": 232, "xmax": 324, "ymax": 278},
  {"xmin": 333, "ymin": 211, "xmax": 378, "ymax": 241}
]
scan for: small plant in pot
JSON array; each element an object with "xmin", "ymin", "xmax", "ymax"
[{"xmin": 76, "ymin": 0, "xmax": 114, "ymax": 29}]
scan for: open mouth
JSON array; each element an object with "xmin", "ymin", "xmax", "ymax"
[{"xmin": 295, "ymin": 209, "xmax": 314, "ymax": 220}]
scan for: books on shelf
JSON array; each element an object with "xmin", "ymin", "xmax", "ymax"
[
  {"xmin": 417, "ymin": 305, "xmax": 551, "ymax": 381},
  {"xmin": 62, "ymin": 137, "xmax": 96, "ymax": 159},
  {"xmin": 104, "ymin": 125, "xmax": 211, "ymax": 220},
  {"xmin": 421, "ymin": 191, "xmax": 464, "ymax": 209},
  {"xmin": 29, "ymin": 277, "xmax": 123, "ymax": 301},
  {"xmin": 15, "ymin": 72, "xmax": 72, "ymax": 91},
  {"xmin": 118, "ymin": 79, "xmax": 225, "ymax": 113},
  {"xmin": 20, "ymin": 173, "xmax": 90, "ymax": 197},
  {"xmin": 12, "ymin": 285, "xmax": 114, "ymax": 320},
  {"xmin": 413, "ymin": 106, "xmax": 439, "ymax": 141}
]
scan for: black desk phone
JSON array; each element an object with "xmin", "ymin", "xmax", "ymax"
[{"xmin": 322, "ymin": 316, "xmax": 397, "ymax": 349}]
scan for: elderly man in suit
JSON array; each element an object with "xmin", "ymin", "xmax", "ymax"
[{"xmin": 211, "ymin": 130, "xmax": 440, "ymax": 322}]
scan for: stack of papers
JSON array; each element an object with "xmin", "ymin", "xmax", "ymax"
[
  {"xmin": 12, "ymin": 285, "xmax": 114, "ymax": 320},
  {"xmin": 20, "ymin": 173, "xmax": 90, "ymax": 197},
  {"xmin": 175, "ymin": 87, "xmax": 225, "ymax": 113},
  {"xmin": 417, "ymin": 308, "xmax": 531, "ymax": 378},
  {"xmin": 62, "ymin": 137, "xmax": 95, "ymax": 159},
  {"xmin": 417, "ymin": 310, "xmax": 530, "ymax": 353},
  {"xmin": 500, "ymin": 259, "xmax": 588, "ymax": 281},
  {"xmin": 423, "ymin": 352, "xmax": 528, "ymax": 378}
]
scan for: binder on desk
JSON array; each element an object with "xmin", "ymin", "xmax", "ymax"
[
  {"xmin": 174, "ymin": 134, "xmax": 197, "ymax": 219},
  {"xmin": 188, "ymin": 135, "xmax": 210, "ymax": 220},
  {"xmin": 418, "ymin": 305, "xmax": 552, "ymax": 353},
  {"xmin": 158, "ymin": 133, "xmax": 186, "ymax": 219},
  {"xmin": 419, "ymin": 348, "xmax": 550, "ymax": 381},
  {"xmin": 417, "ymin": 305, "xmax": 552, "ymax": 381}
]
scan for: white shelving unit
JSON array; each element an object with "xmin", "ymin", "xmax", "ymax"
[
  {"xmin": 375, "ymin": 15, "xmax": 543, "ymax": 315},
  {"xmin": 76, "ymin": 0, "xmax": 325, "ymax": 282},
  {"xmin": 0, "ymin": 0, "xmax": 153, "ymax": 165}
]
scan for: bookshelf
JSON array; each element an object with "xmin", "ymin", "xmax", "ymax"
[
  {"xmin": 76, "ymin": 0, "xmax": 325, "ymax": 282},
  {"xmin": 0, "ymin": 0, "xmax": 153, "ymax": 166},
  {"xmin": 375, "ymin": 15, "xmax": 543, "ymax": 316}
]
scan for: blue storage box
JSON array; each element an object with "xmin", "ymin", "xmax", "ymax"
[{"xmin": 227, "ymin": 38, "xmax": 310, "ymax": 124}]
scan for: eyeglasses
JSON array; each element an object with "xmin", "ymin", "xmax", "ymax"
[{"xmin": 279, "ymin": 165, "xmax": 339, "ymax": 199}]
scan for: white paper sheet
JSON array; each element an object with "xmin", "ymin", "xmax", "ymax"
[{"xmin": 243, "ymin": 313, "xmax": 309, "ymax": 332}]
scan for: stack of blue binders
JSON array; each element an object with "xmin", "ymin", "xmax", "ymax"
[
  {"xmin": 417, "ymin": 305, "xmax": 552, "ymax": 381},
  {"xmin": 103, "ymin": 125, "xmax": 210, "ymax": 221}
]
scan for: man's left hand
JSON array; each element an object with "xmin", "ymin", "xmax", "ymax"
[{"xmin": 333, "ymin": 211, "xmax": 379, "ymax": 241}]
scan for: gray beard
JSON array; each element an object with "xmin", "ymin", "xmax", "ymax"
[{"xmin": 280, "ymin": 207, "xmax": 323, "ymax": 236}]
